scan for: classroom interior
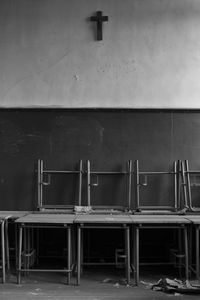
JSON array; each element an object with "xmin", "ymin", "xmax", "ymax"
[{"xmin": 1, "ymin": 1, "xmax": 200, "ymax": 299}]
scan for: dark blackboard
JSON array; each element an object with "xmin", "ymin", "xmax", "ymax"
[{"xmin": 0, "ymin": 109, "xmax": 199, "ymax": 210}]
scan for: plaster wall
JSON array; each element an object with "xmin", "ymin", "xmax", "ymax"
[{"xmin": 0, "ymin": 0, "xmax": 200, "ymax": 108}]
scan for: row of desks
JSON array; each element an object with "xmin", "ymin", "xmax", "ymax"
[
  {"xmin": 13, "ymin": 213, "xmax": 200, "ymax": 224},
  {"xmin": 1, "ymin": 211, "xmax": 200, "ymax": 224},
  {"xmin": 1, "ymin": 212, "xmax": 200, "ymax": 285}
]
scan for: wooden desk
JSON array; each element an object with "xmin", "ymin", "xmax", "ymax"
[
  {"xmin": 74, "ymin": 214, "xmax": 132, "ymax": 285},
  {"xmin": 15, "ymin": 213, "xmax": 76, "ymax": 285},
  {"xmin": 129, "ymin": 215, "xmax": 191, "ymax": 285},
  {"xmin": 184, "ymin": 215, "xmax": 200, "ymax": 278}
]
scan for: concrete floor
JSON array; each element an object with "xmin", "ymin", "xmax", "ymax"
[{"xmin": 1, "ymin": 267, "xmax": 200, "ymax": 300}]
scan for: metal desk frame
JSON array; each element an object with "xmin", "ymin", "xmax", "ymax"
[
  {"xmin": 134, "ymin": 160, "xmax": 181, "ymax": 213},
  {"xmin": 0, "ymin": 211, "xmax": 30, "ymax": 273},
  {"xmin": 184, "ymin": 216, "xmax": 200, "ymax": 279},
  {"xmin": 75, "ymin": 215, "xmax": 131, "ymax": 285},
  {"xmin": 37, "ymin": 159, "xmax": 83, "ymax": 211},
  {"xmin": 130, "ymin": 216, "xmax": 190, "ymax": 285},
  {"xmin": 16, "ymin": 214, "xmax": 74, "ymax": 285}
]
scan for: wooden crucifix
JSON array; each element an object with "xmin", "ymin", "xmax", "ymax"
[{"xmin": 90, "ymin": 11, "xmax": 108, "ymax": 41}]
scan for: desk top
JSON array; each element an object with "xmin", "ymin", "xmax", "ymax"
[
  {"xmin": 74, "ymin": 214, "xmax": 132, "ymax": 224},
  {"xmin": 0, "ymin": 214, "xmax": 10, "ymax": 221},
  {"xmin": 129, "ymin": 215, "xmax": 191, "ymax": 224},
  {"xmin": 184, "ymin": 215, "xmax": 200, "ymax": 224},
  {"xmin": 0, "ymin": 211, "xmax": 30, "ymax": 220},
  {"xmin": 15, "ymin": 213, "xmax": 76, "ymax": 224}
]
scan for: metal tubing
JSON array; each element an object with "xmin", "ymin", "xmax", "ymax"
[
  {"xmin": 43, "ymin": 170, "xmax": 80, "ymax": 174},
  {"xmin": 196, "ymin": 226, "xmax": 199, "ymax": 279},
  {"xmin": 78, "ymin": 160, "xmax": 83, "ymax": 206},
  {"xmin": 16, "ymin": 269, "xmax": 70, "ymax": 272},
  {"xmin": 136, "ymin": 225, "xmax": 185, "ymax": 229},
  {"xmin": 125, "ymin": 226, "xmax": 130, "ymax": 285},
  {"xmin": 17, "ymin": 226, "xmax": 23, "ymax": 284},
  {"xmin": 1, "ymin": 221, "xmax": 5, "ymax": 283},
  {"xmin": 36, "ymin": 228, "xmax": 39, "ymax": 266},
  {"xmin": 37, "ymin": 159, "xmax": 43, "ymax": 209},
  {"xmin": 174, "ymin": 161, "xmax": 178, "ymax": 210},
  {"xmin": 134, "ymin": 160, "xmax": 140, "ymax": 211},
  {"xmin": 136, "ymin": 206, "xmax": 175, "ymax": 210},
  {"xmin": 37, "ymin": 159, "xmax": 41, "ymax": 209},
  {"xmin": 139, "ymin": 171, "xmax": 177, "ymax": 175},
  {"xmin": 127, "ymin": 160, "xmax": 132, "ymax": 211},
  {"xmin": 177, "ymin": 160, "xmax": 181, "ymax": 209},
  {"xmin": 135, "ymin": 227, "xmax": 139, "ymax": 286},
  {"xmin": 15, "ymin": 224, "xmax": 18, "ymax": 270},
  {"xmin": 27, "ymin": 228, "xmax": 31, "ymax": 274},
  {"xmin": 67, "ymin": 227, "xmax": 71, "ymax": 285},
  {"xmin": 185, "ymin": 160, "xmax": 193, "ymax": 210},
  {"xmin": 134, "ymin": 160, "xmax": 181, "ymax": 212},
  {"xmin": 77, "ymin": 226, "xmax": 81, "ymax": 285},
  {"xmin": 89, "ymin": 171, "xmax": 127, "ymax": 175},
  {"xmin": 184, "ymin": 227, "xmax": 189, "ymax": 280},
  {"xmin": 5, "ymin": 220, "xmax": 10, "ymax": 271},
  {"xmin": 132, "ymin": 227, "xmax": 136, "ymax": 276},
  {"xmin": 181, "ymin": 161, "xmax": 189, "ymax": 210},
  {"xmin": 79, "ymin": 225, "xmax": 127, "ymax": 229},
  {"xmin": 188, "ymin": 226, "xmax": 193, "ymax": 272},
  {"xmin": 38, "ymin": 159, "xmax": 44, "ymax": 209},
  {"xmin": 87, "ymin": 160, "xmax": 91, "ymax": 207}
]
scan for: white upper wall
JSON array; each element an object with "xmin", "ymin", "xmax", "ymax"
[{"xmin": 0, "ymin": 0, "xmax": 199, "ymax": 108}]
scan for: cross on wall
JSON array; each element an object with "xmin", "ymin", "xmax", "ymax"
[{"xmin": 90, "ymin": 11, "xmax": 108, "ymax": 41}]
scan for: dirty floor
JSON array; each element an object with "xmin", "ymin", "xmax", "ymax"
[{"xmin": 0, "ymin": 267, "xmax": 200, "ymax": 300}]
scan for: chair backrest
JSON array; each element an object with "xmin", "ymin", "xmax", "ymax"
[
  {"xmin": 181, "ymin": 160, "xmax": 200, "ymax": 212},
  {"xmin": 133, "ymin": 160, "xmax": 181, "ymax": 213},
  {"xmin": 86, "ymin": 160, "xmax": 133, "ymax": 213},
  {"xmin": 37, "ymin": 159, "xmax": 83, "ymax": 211}
]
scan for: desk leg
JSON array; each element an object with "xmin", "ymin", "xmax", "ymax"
[
  {"xmin": 184, "ymin": 227, "xmax": 189, "ymax": 280},
  {"xmin": 136, "ymin": 227, "xmax": 139, "ymax": 286},
  {"xmin": 77, "ymin": 226, "xmax": 81, "ymax": 285},
  {"xmin": 15, "ymin": 224, "xmax": 18, "ymax": 271},
  {"xmin": 67, "ymin": 227, "xmax": 71, "ymax": 285},
  {"xmin": 196, "ymin": 226, "xmax": 199, "ymax": 279},
  {"xmin": 125, "ymin": 226, "xmax": 130, "ymax": 285},
  {"xmin": 5, "ymin": 220, "xmax": 10, "ymax": 271},
  {"xmin": 132, "ymin": 226, "xmax": 136, "ymax": 279},
  {"xmin": 27, "ymin": 228, "xmax": 30, "ymax": 275},
  {"xmin": 17, "ymin": 226, "xmax": 23, "ymax": 284},
  {"xmin": 1, "ymin": 221, "xmax": 5, "ymax": 283}
]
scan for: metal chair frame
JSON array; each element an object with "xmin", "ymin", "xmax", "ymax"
[
  {"xmin": 133, "ymin": 160, "xmax": 181, "ymax": 213},
  {"xmin": 86, "ymin": 160, "xmax": 133, "ymax": 212},
  {"xmin": 181, "ymin": 160, "xmax": 200, "ymax": 212},
  {"xmin": 37, "ymin": 159, "xmax": 83, "ymax": 211}
]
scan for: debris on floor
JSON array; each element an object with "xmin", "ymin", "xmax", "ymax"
[
  {"xmin": 101, "ymin": 278, "xmax": 132, "ymax": 287},
  {"xmin": 152, "ymin": 278, "xmax": 200, "ymax": 295}
]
